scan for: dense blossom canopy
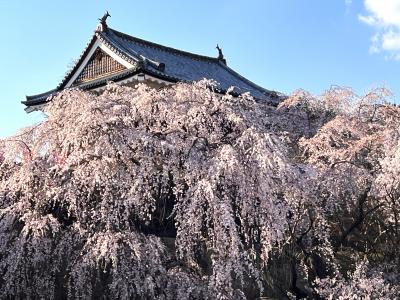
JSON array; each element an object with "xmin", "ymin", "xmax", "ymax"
[{"xmin": 0, "ymin": 81, "xmax": 399, "ymax": 299}]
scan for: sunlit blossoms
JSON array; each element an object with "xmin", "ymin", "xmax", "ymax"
[{"xmin": 0, "ymin": 81, "xmax": 399, "ymax": 299}]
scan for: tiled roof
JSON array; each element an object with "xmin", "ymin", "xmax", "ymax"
[
  {"xmin": 101, "ymin": 29, "xmax": 277, "ymax": 101},
  {"xmin": 24, "ymin": 24, "xmax": 281, "ymax": 107}
]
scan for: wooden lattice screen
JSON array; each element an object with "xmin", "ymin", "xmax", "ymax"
[{"xmin": 73, "ymin": 48, "xmax": 126, "ymax": 84}]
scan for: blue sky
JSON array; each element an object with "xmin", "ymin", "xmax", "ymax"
[{"xmin": 1, "ymin": 0, "xmax": 399, "ymax": 138}]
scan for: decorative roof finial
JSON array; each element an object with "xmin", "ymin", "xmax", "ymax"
[
  {"xmin": 216, "ymin": 44, "xmax": 226, "ymax": 65},
  {"xmin": 216, "ymin": 44, "xmax": 223, "ymax": 59},
  {"xmin": 96, "ymin": 11, "xmax": 111, "ymax": 32}
]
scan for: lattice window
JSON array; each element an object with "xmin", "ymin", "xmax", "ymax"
[{"xmin": 73, "ymin": 48, "xmax": 126, "ymax": 84}]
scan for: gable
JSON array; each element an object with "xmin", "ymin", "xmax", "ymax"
[{"xmin": 72, "ymin": 48, "xmax": 127, "ymax": 86}]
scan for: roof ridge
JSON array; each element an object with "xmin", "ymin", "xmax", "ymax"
[
  {"xmin": 57, "ymin": 33, "xmax": 99, "ymax": 90},
  {"xmin": 108, "ymin": 28, "xmax": 221, "ymax": 63},
  {"xmin": 97, "ymin": 31, "xmax": 143, "ymax": 66},
  {"xmin": 25, "ymin": 89, "xmax": 56, "ymax": 101},
  {"xmin": 216, "ymin": 60, "xmax": 275, "ymax": 95}
]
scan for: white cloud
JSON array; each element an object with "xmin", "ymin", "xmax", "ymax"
[
  {"xmin": 369, "ymin": 33, "xmax": 380, "ymax": 53},
  {"xmin": 359, "ymin": 0, "xmax": 400, "ymax": 59},
  {"xmin": 359, "ymin": 15, "xmax": 377, "ymax": 26},
  {"xmin": 382, "ymin": 30, "xmax": 400, "ymax": 49}
]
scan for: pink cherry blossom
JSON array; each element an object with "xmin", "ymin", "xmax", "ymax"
[{"xmin": 0, "ymin": 81, "xmax": 399, "ymax": 299}]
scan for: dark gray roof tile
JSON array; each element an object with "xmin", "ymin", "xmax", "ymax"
[
  {"xmin": 25, "ymin": 26, "xmax": 281, "ymax": 107},
  {"xmin": 105, "ymin": 29, "xmax": 273, "ymax": 101}
]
